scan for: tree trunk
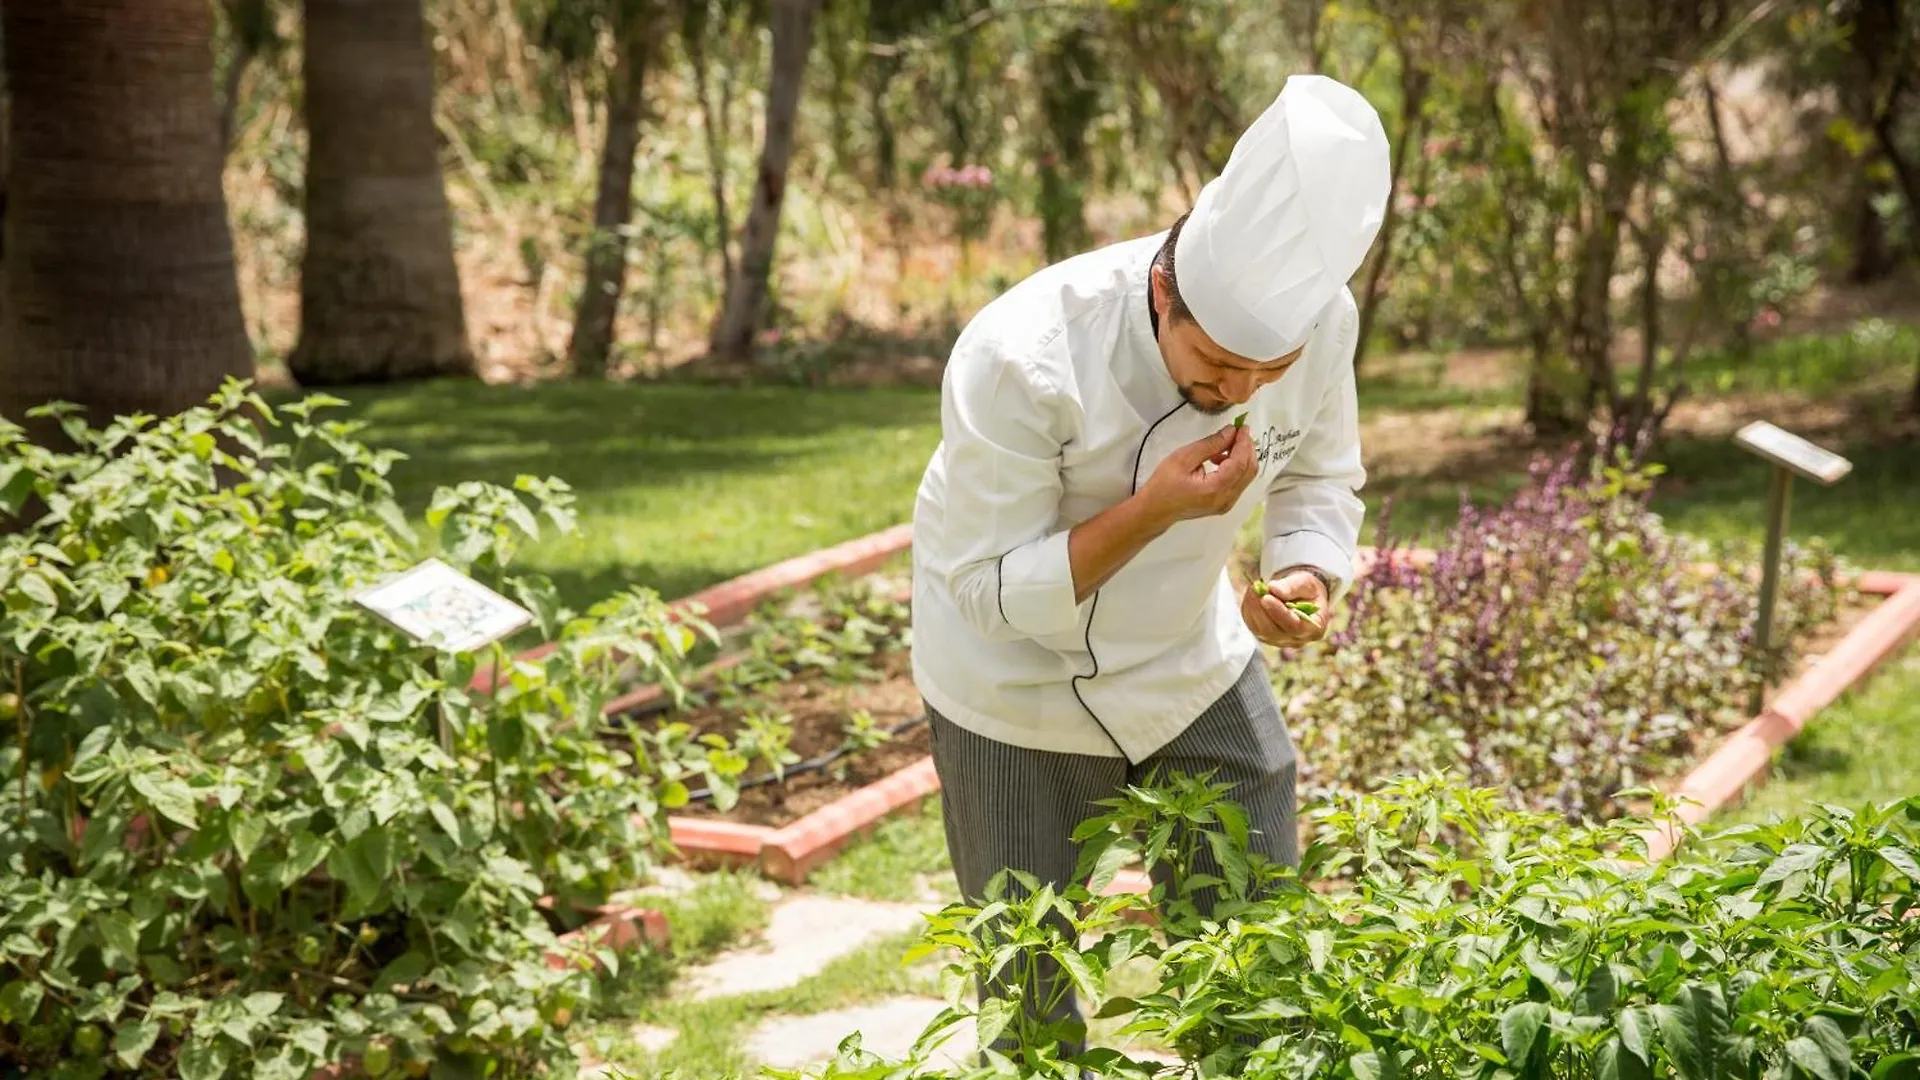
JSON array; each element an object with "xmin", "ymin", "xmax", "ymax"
[
  {"xmin": 1303, "ymin": 1, "xmax": 1324, "ymax": 72},
  {"xmin": 291, "ymin": 0, "xmax": 471, "ymax": 386},
  {"xmin": 1524, "ymin": 341, "xmax": 1582, "ymax": 438},
  {"xmin": 1621, "ymin": 223, "xmax": 1667, "ymax": 441},
  {"xmin": 1849, "ymin": 169, "xmax": 1898, "ymax": 283},
  {"xmin": 0, "ymin": 0, "xmax": 252, "ymax": 435},
  {"xmin": 568, "ymin": 14, "xmax": 650, "ymax": 379},
  {"xmin": 684, "ymin": 7, "xmax": 735, "ymax": 284},
  {"xmin": 866, "ymin": 61, "xmax": 899, "ymax": 190},
  {"xmin": 1871, "ymin": 111, "xmax": 1920, "ymax": 248},
  {"xmin": 1354, "ymin": 61, "xmax": 1430, "ymax": 374},
  {"xmin": 709, "ymin": 0, "xmax": 820, "ymax": 363}
]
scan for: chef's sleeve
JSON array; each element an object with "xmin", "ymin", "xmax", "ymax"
[
  {"xmin": 1262, "ymin": 298, "xmax": 1367, "ymax": 602},
  {"xmin": 926, "ymin": 346, "xmax": 1082, "ymax": 642}
]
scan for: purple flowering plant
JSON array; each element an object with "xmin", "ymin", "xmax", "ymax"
[{"xmin": 1276, "ymin": 442, "xmax": 1844, "ymax": 821}]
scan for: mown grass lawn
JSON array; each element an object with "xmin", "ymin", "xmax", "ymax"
[{"xmin": 286, "ymin": 379, "xmax": 942, "ymax": 612}]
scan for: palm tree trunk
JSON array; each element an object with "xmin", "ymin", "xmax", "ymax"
[
  {"xmin": 291, "ymin": 0, "xmax": 472, "ymax": 386},
  {"xmin": 709, "ymin": 0, "xmax": 821, "ymax": 363},
  {"xmin": 568, "ymin": 15, "xmax": 650, "ymax": 379},
  {"xmin": 0, "ymin": 0, "xmax": 252, "ymax": 435}
]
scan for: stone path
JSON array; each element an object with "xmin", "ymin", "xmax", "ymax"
[
  {"xmin": 746, "ymin": 996, "xmax": 974, "ymax": 1068},
  {"xmin": 679, "ymin": 894, "xmax": 931, "ymax": 1001},
  {"xmin": 592, "ymin": 886, "xmax": 1185, "ymax": 1074}
]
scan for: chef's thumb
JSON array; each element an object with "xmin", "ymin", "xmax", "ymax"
[{"xmin": 1179, "ymin": 425, "xmax": 1237, "ymax": 465}]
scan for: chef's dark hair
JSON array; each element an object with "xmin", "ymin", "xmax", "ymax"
[{"xmin": 1152, "ymin": 212, "xmax": 1195, "ymax": 323}]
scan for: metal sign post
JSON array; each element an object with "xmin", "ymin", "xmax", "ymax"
[{"xmin": 1731, "ymin": 421, "xmax": 1852, "ymax": 716}]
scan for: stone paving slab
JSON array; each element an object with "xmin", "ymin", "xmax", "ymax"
[{"xmin": 680, "ymin": 895, "xmax": 929, "ymax": 1001}]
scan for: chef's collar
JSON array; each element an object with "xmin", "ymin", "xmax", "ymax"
[{"xmin": 1116, "ymin": 251, "xmax": 1184, "ymax": 421}]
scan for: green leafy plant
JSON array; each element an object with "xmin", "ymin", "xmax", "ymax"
[
  {"xmin": 780, "ymin": 775, "xmax": 1920, "ymax": 1080},
  {"xmin": 829, "ymin": 711, "xmax": 895, "ymax": 782},
  {"xmin": 0, "ymin": 383, "xmax": 727, "ymax": 1078}
]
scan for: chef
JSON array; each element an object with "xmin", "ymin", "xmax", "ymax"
[{"xmin": 909, "ymin": 73, "xmax": 1391, "ymax": 1042}]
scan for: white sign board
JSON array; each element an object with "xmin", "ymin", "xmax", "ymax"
[
  {"xmin": 355, "ymin": 558, "xmax": 533, "ymax": 653},
  {"xmin": 1733, "ymin": 421, "xmax": 1852, "ymax": 486}
]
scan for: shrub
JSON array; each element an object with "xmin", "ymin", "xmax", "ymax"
[
  {"xmin": 1277, "ymin": 446, "xmax": 1844, "ymax": 821},
  {"xmin": 0, "ymin": 384, "xmax": 732, "ymax": 1078},
  {"xmin": 784, "ymin": 775, "xmax": 1920, "ymax": 1080}
]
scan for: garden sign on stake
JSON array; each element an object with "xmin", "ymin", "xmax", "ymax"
[
  {"xmin": 355, "ymin": 558, "xmax": 534, "ymax": 749},
  {"xmin": 1732, "ymin": 420, "xmax": 1851, "ymax": 715}
]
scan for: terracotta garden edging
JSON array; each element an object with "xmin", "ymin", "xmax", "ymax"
[
  {"xmin": 1640, "ymin": 571, "xmax": 1920, "ymax": 860},
  {"xmin": 542, "ymin": 902, "xmax": 671, "ymax": 971},
  {"xmin": 469, "ymin": 523, "xmax": 915, "ymax": 691},
  {"xmin": 760, "ymin": 757, "xmax": 942, "ymax": 885}
]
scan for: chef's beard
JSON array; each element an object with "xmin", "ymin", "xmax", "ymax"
[{"xmin": 1178, "ymin": 382, "xmax": 1234, "ymax": 415}]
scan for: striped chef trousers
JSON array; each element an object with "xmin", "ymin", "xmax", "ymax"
[{"xmin": 925, "ymin": 650, "xmax": 1299, "ymax": 1055}]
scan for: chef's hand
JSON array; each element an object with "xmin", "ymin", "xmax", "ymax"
[
  {"xmin": 1136, "ymin": 423, "xmax": 1257, "ymax": 527},
  {"xmin": 1242, "ymin": 569, "xmax": 1329, "ymax": 648}
]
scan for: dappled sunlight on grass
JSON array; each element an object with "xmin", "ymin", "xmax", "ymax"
[{"xmin": 273, "ymin": 378, "xmax": 942, "ymax": 610}]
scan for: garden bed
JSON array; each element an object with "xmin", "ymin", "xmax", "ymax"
[
  {"xmin": 497, "ymin": 525, "xmax": 935, "ymax": 882},
  {"xmin": 664, "ymin": 649, "xmax": 930, "ymax": 827},
  {"xmin": 490, "ymin": 455, "xmax": 1920, "ymax": 890}
]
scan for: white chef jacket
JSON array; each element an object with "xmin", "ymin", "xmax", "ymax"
[{"xmin": 910, "ymin": 232, "xmax": 1367, "ymax": 762}]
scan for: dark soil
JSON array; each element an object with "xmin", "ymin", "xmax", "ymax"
[{"xmin": 658, "ymin": 647, "xmax": 931, "ymax": 828}]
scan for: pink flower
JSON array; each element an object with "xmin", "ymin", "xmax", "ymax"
[
  {"xmin": 1692, "ymin": 243, "xmax": 1708, "ymax": 260},
  {"xmin": 1423, "ymin": 137, "xmax": 1458, "ymax": 158},
  {"xmin": 1395, "ymin": 192, "xmax": 1419, "ymax": 213},
  {"xmin": 1750, "ymin": 308, "xmax": 1782, "ymax": 330},
  {"xmin": 1745, "ymin": 190, "xmax": 1765, "ymax": 209},
  {"xmin": 757, "ymin": 328, "xmax": 783, "ymax": 345}
]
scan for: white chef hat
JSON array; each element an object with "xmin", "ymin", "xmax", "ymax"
[{"xmin": 1173, "ymin": 74, "xmax": 1392, "ymax": 361}]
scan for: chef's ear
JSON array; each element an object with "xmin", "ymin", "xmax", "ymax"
[{"xmin": 1149, "ymin": 264, "xmax": 1171, "ymax": 317}]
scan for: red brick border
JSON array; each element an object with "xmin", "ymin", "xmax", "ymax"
[
  {"xmin": 543, "ymin": 903, "xmax": 671, "ymax": 972},
  {"xmin": 469, "ymin": 522, "xmax": 914, "ymax": 692},
  {"xmin": 668, "ymin": 817, "xmax": 776, "ymax": 868},
  {"xmin": 1641, "ymin": 574, "xmax": 1920, "ymax": 861},
  {"xmin": 760, "ymin": 757, "xmax": 942, "ymax": 885}
]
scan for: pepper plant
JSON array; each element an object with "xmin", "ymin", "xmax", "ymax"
[
  {"xmin": 0, "ymin": 383, "xmax": 729, "ymax": 1078},
  {"xmin": 784, "ymin": 775, "xmax": 1920, "ymax": 1080}
]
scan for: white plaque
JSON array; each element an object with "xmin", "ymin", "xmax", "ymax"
[
  {"xmin": 1733, "ymin": 421, "xmax": 1852, "ymax": 485},
  {"xmin": 354, "ymin": 558, "xmax": 533, "ymax": 653}
]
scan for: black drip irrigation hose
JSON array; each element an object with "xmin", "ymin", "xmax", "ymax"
[{"xmin": 678, "ymin": 710, "xmax": 930, "ymax": 804}]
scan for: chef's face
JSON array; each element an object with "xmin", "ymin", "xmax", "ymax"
[{"xmin": 1150, "ymin": 266, "xmax": 1302, "ymax": 414}]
